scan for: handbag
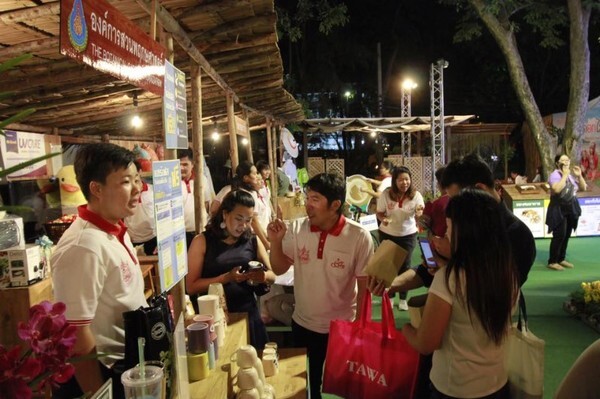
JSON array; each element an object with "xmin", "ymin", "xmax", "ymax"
[
  {"xmin": 322, "ymin": 291, "xmax": 420, "ymax": 399},
  {"xmin": 556, "ymin": 177, "xmax": 576, "ymax": 206},
  {"xmin": 121, "ymin": 293, "xmax": 174, "ymax": 370},
  {"xmin": 505, "ymin": 292, "xmax": 545, "ymax": 399}
]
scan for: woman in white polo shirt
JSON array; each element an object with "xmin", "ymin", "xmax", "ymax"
[{"xmin": 376, "ymin": 165, "xmax": 424, "ymax": 310}]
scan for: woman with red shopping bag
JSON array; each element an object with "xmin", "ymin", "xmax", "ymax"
[{"xmin": 401, "ymin": 188, "xmax": 519, "ymax": 399}]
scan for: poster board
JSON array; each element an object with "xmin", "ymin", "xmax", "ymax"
[{"xmin": 152, "ymin": 160, "xmax": 188, "ymax": 292}]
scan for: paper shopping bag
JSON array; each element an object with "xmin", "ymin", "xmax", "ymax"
[
  {"xmin": 505, "ymin": 293, "xmax": 544, "ymax": 399},
  {"xmin": 364, "ymin": 240, "xmax": 408, "ymax": 287},
  {"xmin": 322, "ymin": 291, "xmax": 419, "ymax": 399}
]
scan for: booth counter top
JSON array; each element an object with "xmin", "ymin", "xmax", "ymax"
[
  {"xmin": 502, "ymin": 182, "xmax": 600, "ymax": 238},
  {"xmin": 188, "ymin": 313, "xmax": 307, "ymax": 398}
]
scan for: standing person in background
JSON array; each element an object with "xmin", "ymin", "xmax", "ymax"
[
  {"xmin": 124, "ymin": 160, "xmax": 157, "ymax": 255},
  {"xmin": 532, "ymin": 166, "xmax": 542, "ymax": 183},
  {"xmin": 52, "ymin": 143, "xmax": 147, "ymax": 399},
  {"xmin": 186, "ymin": 190, "xmax": 276, "ymax": 349},
  {"xmin": 403, "ymin": 188, "xmax": 519, "ymax": 399},
  {"xmin": 360, "ymin": 160, "xmax": 393, "ymax": 199},
  {"xmin": 376, "ymin": 166, "xmax": 424, "ymax": 311},
  {"xmin": 178, "ymin": 148, "xmax": 211, "ymax": 248},
  {"xmin": 510, "ymin": 170, "xmax": 528, "ymax": 185},
  {"xmin": 546, "ymin": 154, "xmax": 587, "ymax": 271},
  {"xmin": 232, "ymin": 161, "xmax": 271, "ymax": 250},
  {"xmin": 256, "ymin": 160, "xmax": 282, "ymax": 219},
  {"xmin": 268, "ymin": 173, "xmax": 374, "ymax": 399}
]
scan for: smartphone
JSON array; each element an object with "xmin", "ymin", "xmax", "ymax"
[{"xmin": 418, "ymin": 238, "xmax": 437, "ymax": 268}]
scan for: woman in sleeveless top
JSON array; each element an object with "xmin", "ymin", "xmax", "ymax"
[{"xmin": 186, "ymin": 190, "xmax": 276, "ymax": 349}]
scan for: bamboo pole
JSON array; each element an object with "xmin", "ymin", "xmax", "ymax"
[
  {"xmin": 266, "ymin": 118, "xmax": 275, "ymax": 201},
  {"xmin": 227, "ymin": 93, "xmax": 239, "ymax": 171},
  {"xmin": 244, "ymin": 110, "xmax": 253, "ymax": 163},
  {"xmin": 191, "ymin": 62, "xmax": 206, "ymax": 233},
  {"xmin": 272, "ymin": 123, "xmax": 279, "ymax": 211}
]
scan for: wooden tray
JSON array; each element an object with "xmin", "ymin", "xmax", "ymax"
[{"xmin": 516, "ymin": 184, "xmax": 540, "ymax": 194}]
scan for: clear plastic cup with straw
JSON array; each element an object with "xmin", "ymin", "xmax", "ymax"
[{"xmin": 121, "ymin": 337, "xmax": 164, "ymax": 399}]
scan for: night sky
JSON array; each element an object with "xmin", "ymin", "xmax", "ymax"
[{"xmin": 278, "ymin": 0, "xmax": 600, "ymax": 123}]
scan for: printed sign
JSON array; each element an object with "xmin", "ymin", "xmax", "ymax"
[
  {"xmin": 359, "ymin": 214, "xmax": 379, "ymax": 232},
  {"xmin": 163, "ymin": 61, "xmax": 188, "ymax": 149},
  {"xmin": 0, "ymin": 131, "xmax": 48, "ymax": 178},
  {"xmin": 152, "ymin": 160, "xmax": 188, "ymax": 292},
  {"xmin": 513, "ymin": 200, "xmax": 545, "ymax": 238},
  {"xmin": 577, "ymin": 197, "xmax": 600, "ymax": 236},
  {"xmin": 59, "ymin": 0, "xmax": 166, "ymax": 95}
]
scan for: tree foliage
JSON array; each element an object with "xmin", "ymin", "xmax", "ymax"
[{"xmin": 440, "ymin": 0, "xmax": 598, "ymax": 175}]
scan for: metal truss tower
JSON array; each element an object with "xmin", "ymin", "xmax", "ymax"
[
  {"xmin": 400, "ymin": 89, "xmax": 412, "ymax": 157},
  {"xmin": 430, "ymin": 59, "xmax": 448, "ymax": 195}
]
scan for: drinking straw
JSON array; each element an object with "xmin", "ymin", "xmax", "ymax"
[{"xmin": 138, "ymin": 337, "xmax": 146, "ymax": 378}]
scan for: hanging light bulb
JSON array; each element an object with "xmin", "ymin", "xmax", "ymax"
[
  {"xmin": 130, "ymin": 91, "xmax": 143, "ymax": 128},
  {"xmin": 370, "ymin": 131, "xmax": 377, "ymax": 138},
  {"xmin": 131, "ymin": 115, "xmax": 143, "ymax": 128},
  {"xmin": 211, "ymin": 132, "xmax": 220, "ymax": 141},
  {"xmin": 241, "ymin": 138, "xmax": 249, "ymax": 146}
]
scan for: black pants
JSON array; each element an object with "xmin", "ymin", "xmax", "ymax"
[
  {"xmin": 292, "ymin": 320, "xmax": 329, "ymax": 399},
  {"xmin": 548, "ymin": 212, "xmax": 577, "ymax": 264},
  {"xmin": 379, "ymin": 231, "xmax": 417, "ymax": 301},
  {"xmin": 431, "ymin": 382, "xmax": 509, "ymax": 399}
]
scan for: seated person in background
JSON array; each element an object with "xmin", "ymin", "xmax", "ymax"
[
  {"xmin": 510, "ymin": 170, "xmax": 528, "ymax": 185},
  {"xmin": 52, "ymin": 143, "xmax": 147, "ymax": 399},
  {"xmin": 124, "ymin": 160, "xmax": 157, "ymax": 255},
  {"xmin": 186, "ymin": 190, "xmax": 276, "ymax": 350}
]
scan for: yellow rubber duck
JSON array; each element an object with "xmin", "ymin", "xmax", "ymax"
[{"xmin": 56, "ymin": 165, "xmax": 86, "ymax": 208}]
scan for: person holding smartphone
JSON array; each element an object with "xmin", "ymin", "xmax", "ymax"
[{"xmin": 546, "ymin": 154, "xmax": 587, "ymax": 271}]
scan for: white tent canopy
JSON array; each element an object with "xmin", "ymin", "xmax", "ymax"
[{"xmin": 298, "ymin": 115, "xmax": 474, "ymax": 134}]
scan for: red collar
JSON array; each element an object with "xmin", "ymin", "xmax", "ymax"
[
  {"xmin": 183, "ymin": 171, "xmax": 195, "ymax": 193},
  {"xmin": 310, "ymin": 215, "xmax": 346, "ymax": 236},
  {"xmin": 78, "ymin": 205, "xmax": 137, "ymax": 264}
]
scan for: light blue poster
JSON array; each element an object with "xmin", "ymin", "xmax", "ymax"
[
  {"xmin": 163, "ymin": 60, "xmax": 188, "ymax": 149},
  {"xmin": 152, "ymin": 160, "xmax": 188, "ymax": 292}
]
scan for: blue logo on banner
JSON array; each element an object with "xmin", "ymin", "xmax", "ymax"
[{"xmin": 68, "ymin": 0, "xmax": 88, "ymax": 52}]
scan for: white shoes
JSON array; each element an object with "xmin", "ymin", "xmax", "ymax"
[{"xmin": 398, "ymin": 299, "xmax": 408, "ymax": 311}]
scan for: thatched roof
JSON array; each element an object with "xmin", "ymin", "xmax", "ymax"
[{"xmin": 0, "ymin": 0, "xmax": 304, "ymax": 140}]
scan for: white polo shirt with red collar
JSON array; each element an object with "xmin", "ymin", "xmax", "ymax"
[
  {"xmin": 182, "ymin": 173, "xmax": 210, "ymax": 233},
  {"xmin": 51, "ymin": 205, "xmax": 147, "ymax": 367},
  {"xmin": 124, "ymin": 181, "xmax": 155, "ymax": 243},
  {"xmin": 281, "ymin": 215, "xmax": 374, "ymax": 334}
]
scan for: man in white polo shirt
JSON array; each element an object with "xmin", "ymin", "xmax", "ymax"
[
  {"xmin": 52, "ymin": 143, "xmax": 147, "ymax": 399},
  {"xmin": 268, "ymin": 173, "xmax": 374, "ymax": 399},
  {"xmin": 178, "ymin": 148, "xmax": 211, "ymax": 247}
]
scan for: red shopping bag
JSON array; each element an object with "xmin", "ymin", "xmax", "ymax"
[{"xmin": 322, "ymin": 291, "xmax": 419, "ymax": 399}]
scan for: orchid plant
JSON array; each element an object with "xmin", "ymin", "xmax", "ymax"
[{"xmin": 0, "ymin": 301, "xmax": 77, "ymax": 399}]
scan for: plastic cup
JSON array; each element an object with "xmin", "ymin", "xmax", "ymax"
[{"xmin": 121, "ymin": 365, "xmax": 163, "ymax": 399}]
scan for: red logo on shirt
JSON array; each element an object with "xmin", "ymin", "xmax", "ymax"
[
  {"xmin": 331, "ymin": 258, "xmax": 345, "ymax": 269},
  {"xmin": 298, "ymin": 246, "xmax": 310, "ymax": 264},
  {"xmin": 387, "ymin": 203, "xmax": 396, "ymax": 211},
  {"xmin": 120, "ymin": 261, "xmax": 133, "ymax": 285}
]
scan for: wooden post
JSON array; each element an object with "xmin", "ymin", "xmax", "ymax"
[
  {"xmin": 227, "ymin": 93, "xmax": 239, "ymax": 172},
  {"xmin": 303, "ymin": 130, "xmax": 308, "ymax": 170},
  {"xmin": 244, "ymin": 110, "xmax": 253, "ymax": 163},
  {"xmin": 191, "ymin": 62, "xmax": 206, "ymax": 233},
  {"xmin": 271, "ymin": 122, "xmax": 279, "ymax": 211},
  {"xmin": 150, "ymin": 0, "xmax": 157, "ymax": 40},
  {"xmin": 266, "ymin": 118, "xmax": 276, "ymax": 201}
]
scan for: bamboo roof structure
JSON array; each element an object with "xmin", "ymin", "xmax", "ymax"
[
  {"xmin": 299, "ymin": 116, "xmax": 475, "ymax": 134},
  {"xmin": 0, "ymin": 0, "xmax": 305, "ymax": 139}
]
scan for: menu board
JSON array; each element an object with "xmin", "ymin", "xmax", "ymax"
[
  {"xmin": 152, "ymin": 160, "xmax": 188, "ymax": 292},
  {"xmin": 163, "ymin": 60, "xmax": 188, "ymax": 149}
]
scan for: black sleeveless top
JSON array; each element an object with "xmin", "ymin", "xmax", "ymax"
[{"xmin": 201, "ymin": 230, "xmax": 257, "ymax": 312}]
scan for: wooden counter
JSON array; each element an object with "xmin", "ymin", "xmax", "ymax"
[
  {"xmin": 0, "ymin": 277, "xmax": 53, "ymax": 347},
  {"xmin": 265, "ymin": 348, "xmax": 307, "ymax": 399},
  {"xmin": 502, "ymin": 182, "xmax": 600, "ymax": 238},
  {"xmin": 187, "ymin": 313, "xmax": 307, "ymax": 399}
]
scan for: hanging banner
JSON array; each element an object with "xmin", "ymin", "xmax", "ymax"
[
  {"xmin": 152, "ymin": 160, "xmax": 188, "ymax": 292},
  {"xmin": 59, "ymin": 0, "xmax": 166, "ymax": 96},
  {"xmin": 0, "ymin": 131, "xmax": 52, "ymax": 179},
  {"xmin": 163, "ymin": 60, "xmax": 189, "ymax": 149}
]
